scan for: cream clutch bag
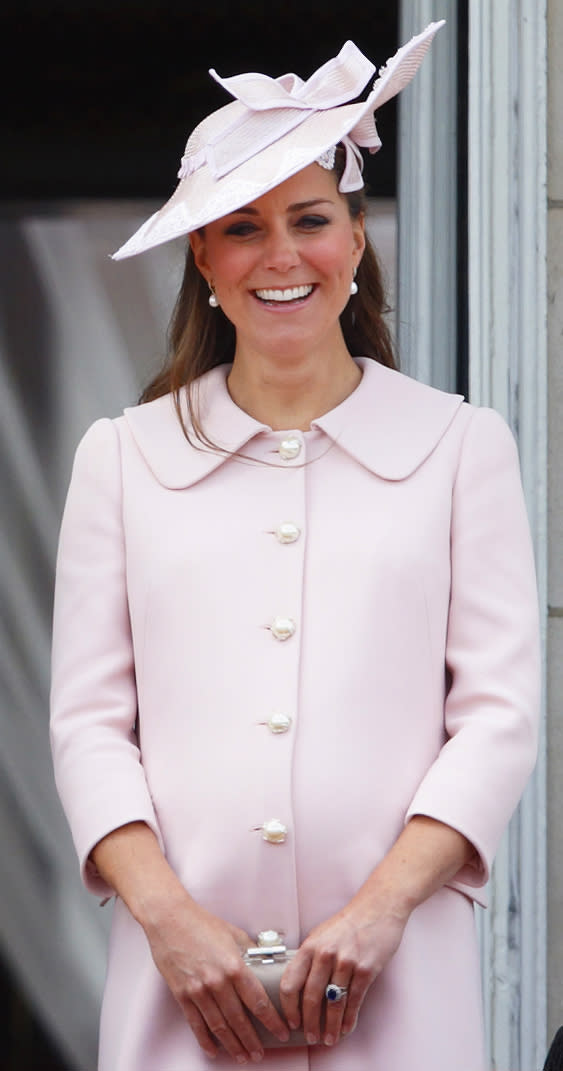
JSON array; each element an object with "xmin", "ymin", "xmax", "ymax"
[{"xmin": 244, "ymin": 945, "xmax": 322, "ymax": 1048}]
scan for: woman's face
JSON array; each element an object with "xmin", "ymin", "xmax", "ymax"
[{"xmin": 189, "ymin": 164, "xmax": 365, "ymax": 361}]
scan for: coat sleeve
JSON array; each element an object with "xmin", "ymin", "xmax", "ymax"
[
  {"xmin": 50, "ymin": 418, "xmax": 164, "ymax": 898},
  {"xmin": 405, "ymin": 405, "xmax": 540, "ymax": 890}
]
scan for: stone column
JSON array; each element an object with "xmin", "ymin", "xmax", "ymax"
[
  {"xmin": 546, "ymin": 0, "xmax": 563, "ymax": 1047},
  {"xmin": 467, "ymin": 2, "xmax": 548, "ymax": 1068}
]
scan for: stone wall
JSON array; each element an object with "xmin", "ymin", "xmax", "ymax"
[{"xmin": 547, "ymin": 0, "xmax": 563, "ymax": 1041}]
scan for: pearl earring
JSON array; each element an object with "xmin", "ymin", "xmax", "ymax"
[
  {"xmin": 350, "ymin": 268, "xmax": 358, "ymax": 296},
  {"xmin": 208, "ymin": 285, "xmax": 219, "ymax": 308}
]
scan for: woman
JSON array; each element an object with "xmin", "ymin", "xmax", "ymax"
[{"xmin": 50, "ymin": 23, "xmax": 540, "ymax": 1071}]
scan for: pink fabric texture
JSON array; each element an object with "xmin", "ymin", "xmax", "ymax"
[{"xmin": 50, "ymin": 358, "xmax": 540, "ymax": 1070}]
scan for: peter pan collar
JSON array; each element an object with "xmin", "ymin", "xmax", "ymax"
[
  {"xmin": 123, "ymin": 365, "xmax": 269, "ymax": 489},
  {"xmin": 122, "ymin": 359, "xmax": 465, "ymax": 489},
  {"xmin": 312, "ymin": 358, "xmax": 465, "ymax": 480}
]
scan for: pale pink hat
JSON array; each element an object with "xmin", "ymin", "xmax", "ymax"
[{"xmin": 112, "ymin": 20, "xmax": 444, "ymax": 260}]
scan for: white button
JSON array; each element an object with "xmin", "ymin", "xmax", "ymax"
[
  {"xmin": 270, "ymin": 616, "xmax": 296, "ymax": 641},
  {"xmin": 267, "ymin": 712, "xmax": 292, "ymax": 734},
  {"xmin": 278, "ymin": 436, "xmax": 301, "ymax": 460},
  {"xmin": 258, "ymin": 930, "xmax": 282, "ymax": 947},
  {"xmin": 275, "ymin": 522, "xmax": 301, "ymax": 544},
  {"xmin": 262, "ymin": 819, "xmax": 288, "ymax": 844}
]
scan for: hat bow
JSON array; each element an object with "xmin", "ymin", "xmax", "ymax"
[
  {"xmin": 178, "ymin": 24, "xmax": 443, "ymax": 193},
  {"xmin": 178, "ymin": 41, "xmax": 381, "ymax": 189}
]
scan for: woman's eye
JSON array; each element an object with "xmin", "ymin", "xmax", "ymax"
[
  {"xmin": 298, "ymin": 215, "xmax": 330, "ymax": 230},
  {"xmin": 225, "ymin": 221, "xmax": 259, "ymax": 237}
]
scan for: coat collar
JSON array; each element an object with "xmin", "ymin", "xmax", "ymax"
[
  {"xmin": 123, "ymin": 365, "xmax": 269, "ymax": 490},
  {"xmin": 123, "ymin": 359, "xmax": 465, "ymax": 489}
]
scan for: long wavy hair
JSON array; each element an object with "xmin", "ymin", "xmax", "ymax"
[{"xmin": 140, "ymin": 146, "xmax": 397, "ymax": 444}]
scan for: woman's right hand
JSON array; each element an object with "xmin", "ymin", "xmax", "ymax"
[
  {"xmin": 144, "ymin": 891, "xmax": 290, "ymax": 1063},
  {"xmin": 90, "ymin": 823, "xmax": 289, "ymax": 1064}
]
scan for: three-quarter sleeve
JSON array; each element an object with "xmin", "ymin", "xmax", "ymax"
[
  {"xmin": 405, "ymin": 406, "xmax": 540, "ymax": 889},
  {"xmin": 50, "ymin": 418, "xmax": 163, "ymax": 898}
]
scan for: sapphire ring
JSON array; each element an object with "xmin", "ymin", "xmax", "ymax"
[{"xmin": 325, "ymin": 983, "xmax": 348, "ymax": 1003}]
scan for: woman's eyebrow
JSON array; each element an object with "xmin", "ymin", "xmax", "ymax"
[
  {"xmin": 231, "ymin": 206, "xmax": 260, "ymax": 216},
  {"xmin": 286, "ymin": 199, "xmax": 334, "ymax": 211}
]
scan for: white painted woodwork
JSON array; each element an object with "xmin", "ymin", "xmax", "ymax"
[{"xmin": 398, "ymin": 2, "xmax": 458, "ymax": 391}]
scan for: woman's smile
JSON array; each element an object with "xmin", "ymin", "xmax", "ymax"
[{"xmin": 253, "ymin": 283, "xmax": 315, "ymax": 305}]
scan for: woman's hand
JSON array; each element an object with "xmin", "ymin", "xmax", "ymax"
[
  {"xmin": 144, "ymin": 892, "xmax": 290, "ymax": 1062},
  {"xmin": 279, "ymin": 886, "xmax": 409, "ymax": 1048},
  {"xmin": 89, "ymin": 822, "xmax": 290, "ymax": 1064},
  {"xmin": 279, "ymin": 817, "xmax": 476, "ymax": 1048}
]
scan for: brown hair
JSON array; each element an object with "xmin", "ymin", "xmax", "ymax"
[{"xmin": 140, "ymin": 148, "xmax": 397, "ymax": 443}]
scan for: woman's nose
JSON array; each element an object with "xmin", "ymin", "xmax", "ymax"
[{"xmin": 262, "ymin": 228, "xmax": 300, "ymax": 271}]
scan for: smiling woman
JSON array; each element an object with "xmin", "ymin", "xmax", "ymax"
[{"xmin": 50, "ymin": 24, "xmax": 540, "ymax": 1071}]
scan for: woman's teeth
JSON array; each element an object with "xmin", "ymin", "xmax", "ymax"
[{"xmin": 255, "ymin": 285, "xmax": 314, "ymax": 303}]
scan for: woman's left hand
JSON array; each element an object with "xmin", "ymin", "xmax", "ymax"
[
  {"xmin": 279, "ymin": 885, "xmax": 410, "ymax": 1048},
  {"xmin": 279, "ymin": 817, "xmax": 477, "ymax": 1048}
]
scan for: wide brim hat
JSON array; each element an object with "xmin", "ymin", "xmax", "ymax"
[{"xmin": 112, "ymin": 20, "xmax": 444, "ymax": 260}]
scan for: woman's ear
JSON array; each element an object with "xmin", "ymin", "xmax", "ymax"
[
  {"xmin": 189, "ymin": 230, "xmax": 209, "ymax": 281},
  {"xmin": 352, "ymin": 212, "xmax": 366, "ymax": 266}
]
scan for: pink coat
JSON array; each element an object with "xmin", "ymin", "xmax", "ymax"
[{"xmin": 50, "ymin": 358, "xmax": 540, "ymax": 1070}]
